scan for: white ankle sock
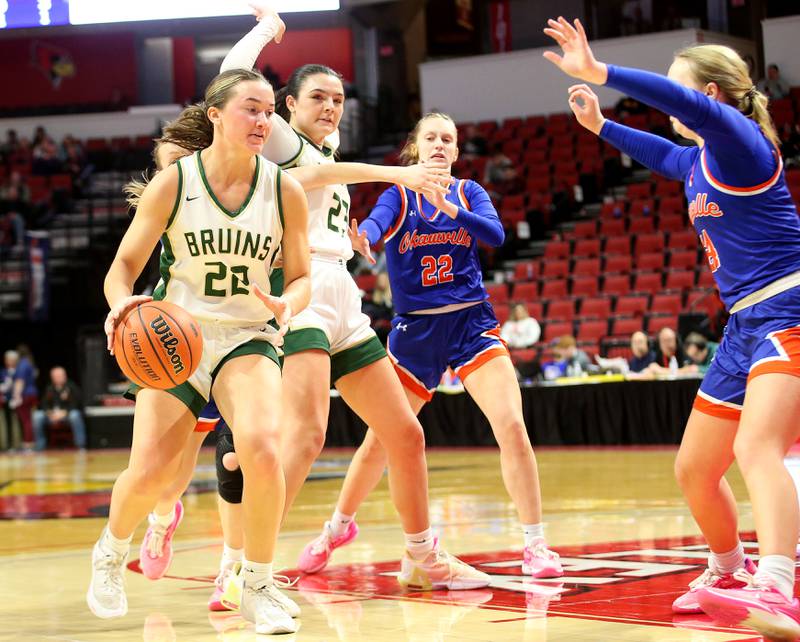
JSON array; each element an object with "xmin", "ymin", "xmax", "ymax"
[
  {"xmin": 221, "ymin": 544, "xmax": 243, "ymax": 571},
  {"xmin": 329, "ymin": 509, "xmax": 354, "ymax": 538},
  {"xmin": 152, "ymin": 505, "xmax": 176, "ymax": 528},
  {"xmin": 709, "ymin": 542, "xmax": 745, "ymax": 575},
  {"xmin": 242, "ymin": 559, "xmax": 273, "ymax": 590},
  {"xmin": 103, "ymin": 527, "xmax": 132, "ymax": 556},
  {"xmin": 757, "ymin": 555, "xmax": 796, "ymax": 601},
  {"xmin": 522, "ymin": 523, "xmax": 545, "ymax": 548},
  {"xmin": 405, "ymin": 528, "xmax": 435, "ymax": 560}
]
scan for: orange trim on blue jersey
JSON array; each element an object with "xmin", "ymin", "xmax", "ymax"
[
  {"xmin": 194, "ymin": 417, "xmax": 219, "ymax": 433},
  {"xmin": 416, "ymin": 191, "xmax": 441, "ymax": 222},
  {"xmin": 386, "ymin": 343, "xmax": 435, "ymax": 401},
  {"xmin": 692, "ymin": 394, "xmax": 741, "ymax": 421},
  {"xmin": 384, "ymin": 185, "xmax": 408, "ymax": 242},
  {"xmin": 699, "ymin": 147, "xmax": 783, "ymax": 196},
  {"xmin": 748, "ymin": 325, "xmax": 800, "ymax": 383},
  {"xmin": 457, "ymin": 179, "xmax": 471, "ymax": 210}
]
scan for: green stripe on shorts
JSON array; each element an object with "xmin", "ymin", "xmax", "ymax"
[
  {"xmin": 283, "ymin": 327, "xmax": 330, "ymax": 357},
  {"xmin": 212, "ymin": 340, "xmax": 281, "ymax": 381},
  {"xmin": 331, "ymin": 335, "xmax": 386, "ymax": 382},
  {"xmin": 124, "ymin": 381, "xmax": 207, "ymax": 419}
]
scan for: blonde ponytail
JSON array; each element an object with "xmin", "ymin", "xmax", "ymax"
[{"xmin": 675, "ymin": 45, "xmax": 780, "ymax": 148}]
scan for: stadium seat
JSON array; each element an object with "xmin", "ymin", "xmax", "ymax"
[
  {"xmin": 571, "ymin": 277, "xmax": 599, "ymax": 298},
  {"xmin": 636, "ymin": 252, "xmax": 664, "ymax": 271},
  {"xmin": 493, "ymin": 303, "xmax": 510, "ymax": 325},
  {"xmin": 573, "ymin": 258, "xmax": 601, "ymax": 277},
  {"xmin": 669, "ymin": 250, "xmax": 698, "ymax": 270},
  {"xmin": 486, "ymin": 283, "xmax": 509, "ymax": 304},
  {"xmin": 659, "ymin": 196, "xmax": 685, "ymax": 216},
  {"xmin": 547, "ymin": 299, "xmax": 575, "ymax": 321},
  {"xmin": 525, "ymin": 302, "xmax": 544, "ymax": 319},
  {"xmin": 604, "ymin": 255, "xmax": 632, "ymax": 274},
  {"xmin": 651, "ymin": 294, "xmax": 682, "ymax": 316},
  {"xmin": 599, "ymin": 219, "xmax": 626, "ymax": 237},
  {"xmin": 648, "ymin": 315, "xmax": 679, "ymax": 334},
  {"xmin": 615, "ymin": 295, "xmax": 649, "ymax": 317},
  {"xmin": 543, "ymin": 321, "xmax": 574, "ymax": 342},
  {"xmin": 570, "ymin": 220, "xmax": 598, "ymax": 239},
  {"xmin": 665, "ymin": 270, "xmax": 695, "ymax": 291},
  {"xmin": 355, "ymin": 273, "xmax": 377, "ymax": 292},
  {"xmin": 580, "ymin": 297, "xmax": 612, "ymax": 319},
  {"xmin": 577, "ymin": 319, "xmax": 608, "ymax": 342},
  {"xmin": 658, "ymin": 215, "xmax": 685, "ymax": 232},
  {"xmin": 611, "ymin": 317, "xmax": 643, "ymax": 337},
  {"xmin": 604, "ymin": 236, "xmax": 631, "ymax": 255},
  {"xmin": 627, "ymin": 183, "xmax": 652, "ymax": 199},
  {"xmin": 513, "ymin": 261, "xmax": 538, "ymax": 281},
  {"xmin": 573, "ymin": 238, "xmax": 601, "ymax": 257},
  {"xmin": 541, "ymin": 279, "xmax": 568, "ymax": 299},
  {"xmin": 629, "ymin": 199, "xmax": 655, "ymax": 218},
  {"xmin": 542, "ymin": 259, "xmax": 570, "ymax": 278},
  {"xmin": 513, "ymin": 281, "xmax": 538, "ymax": 301},
  {"xmin": 634, "ymin": 233, "xmax": 665, "ymax": 256},
  {"xmin": 633, "ymin": 272, "xmax": 662, "ymax": 294},
  {"xmin": 668, "ymin": 230, "xmax": 698, "ymax": 251},
  {"xmin": 697, "ymin": 269, "xmax": 716, "ymax": 289},
  {"xmin": 628, "ymin": 218, "xmax": 655, "ymax": 234},
  {"xmin": 603, "ymin": 275, "xmax": 631, "ymax": 296},
  {"xmin": 544, "ymin": 241, "xmax": 571, "ymax": 259}
]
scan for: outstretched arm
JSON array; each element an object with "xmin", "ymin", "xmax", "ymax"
[
  {"xmin": 568, "ymin": 84, "xmax": 695, "ymax": 181},
  {"xmin": 287, "ymin": 162, "xmax": 451, "ymax": 194}
]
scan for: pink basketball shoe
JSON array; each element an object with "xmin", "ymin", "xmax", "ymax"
[
  {"xmin": 672, "ymin": 557, "xmax": 757, "ymax": 614},
  {"xmin": 697, "ymin": 569, "xmax": 800, "ymax": 641},
  {"xmin": 522, "ymin": 538, "xmax": 564, "ymax": 578},
  {"xmin": 297, "ymin": 520, "xmax": 359, "ymax": 574},
  {"xmin": 139, "ymin": 501, "xmax": 183, "ymax": 580}
]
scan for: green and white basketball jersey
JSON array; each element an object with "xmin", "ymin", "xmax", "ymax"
[
  {"xmin": 282, "ymin": 132, "xmax": 352, "ymax": 260},
  {"xmin": 153, "ymin": 151, "xmax": 284, "ymax": 326}
]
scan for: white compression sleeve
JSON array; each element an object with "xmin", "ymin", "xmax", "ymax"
[{"xmin": 220, "ymin": 15, "xmax": 282, "ymax": 73}]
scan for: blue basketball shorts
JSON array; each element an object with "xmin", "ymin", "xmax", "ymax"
[
  {"xmin": 194, "ymin": 398, "xmax": 221, "ymax": 432},
  {"xmin": 386, "ymin": 301, "xmax": 509, "ymax": 401},
  {"xmin": 694, "ymin": 286, "xmax": 800, "ymax": 421}
]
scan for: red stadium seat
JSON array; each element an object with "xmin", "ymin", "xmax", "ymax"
[
  {"xmin": 604, "ymin": 255, "xmax": 632, "ymax": 274},
  {"xmin": 665, "ymin": 271, "xmax": 695, "ymax": 291},
  {"xmin": 611, "ymin": 317, "xmax": 643, "ymax": 337},
  {"xmin": 355, "ymin": 273, "xmax": 377, "ymax": 292},
  {"xmin": 633, "ymin": 272, "xmax": 662, "ymax": 294},
  {"xmin": 577, "ymin": 319, "xmax": 608, "ymax": 342},
  {"xmin": 541, "ymin": 279, "xmax": 568, "ymax": 298},
  {"xmin": 658, "ymin": 215, "xmax": 685, "ymax": 232},
  {"xmin": 571, "ymin": 276, "xmax": 599, "ymax": 297},
  {"xmin": 581, "ymin": 297, "xmax": 612, "ymax": 319},
  {"xmin": 601, "ymin": 201, "xmax": 627, "ymax": 218},
  {"xmin": 599, "ymin": 219, "xmax": 626, "ymax": 237},
  {"xmin": 636, "ymin": 252, "xmax": 665, "ymax": 271},
  {"xmin": 547, "ymin": 299, "xmax": 575, "ymax": 321},
  {"xmin": 604, "ymin": 236, "xmax": 631, "ymax": 255},
  {"xmin": 648, "ymin": 315, "xmax": 678, "ymax": 334},
  {"xmin": 525, "ymin": 302, "xmax": 544, "ymax": 319},
  {"xmin": 697, "ymin": 269, "xmax": 716, "ymax": 289},
  {"xmin": 543, "ymin": 321, "xmax": 574, "ymax": 342},
  {"xmin": 571, "ymin": 221, "xmax": 598, "ymax": 239},
  {"xmin": 660, "ymin": 196, "xmax": 685, "ymax": 216},
  {"xmin": 651, "ymin": 294, "xmax": 682, "ymax": 316},
  {"xmin": 655, "ymin": 181, "xmax": 682, "ymax": 197},
  {"xmin": 486, "ymin": 283, "xmax": 509, "ymax": 304},
  {"xmin": 510, "ymin": 348, "xmax": 537, "ymax": 365},
  {"xmin": 513, "ymin": 281, "xmax": 538, "ymax": 301},
  {"xmin": 573, "ymin": 258, "xmax": 601, "ymax": 277},
  {"xmin": 513, "ymin": 261, "xmax": 538, "ymax": 281},
  {"xmin": 635, "ymin": 233, "xmax": 665, "ymax": 256},
  {"xmin": 629, "ymin": 199, "xmax": 655, "ymax": 218},
  {"xmin": 627, "ymin": 183, "xmax": 652, "ymax": 200},
  {"xmin": 615, "ymin": 295, "xmax": 649, "ymax": 317},
  {"xmin": 542, "ymin": 259, "xmax": 570, "ymax": 279},
  {"xmin": 668, "ymin": 230, "xmax": 698, "ymax": 251},
  {"xmin": 493, "ymin": 303, "xmax": 510, "ymax": 325},
  {"xmin": 573, "ymin": 239, "xmax": 601, "ymax": 257},
  {"xmin": 544, "ymin": 241, "xmax": 571, "ymax": 260},
  {"xmin": 502, "ymin": 194, "xmax": 527, "ymax": 210},
  {"xmin": 628, "ymin": 218, "xmax": 655, "ymax": 234},
  {"xmin": 603, "ymin": 275, "xmax": 631, "ymax": 296},
  {"xmin": 669, "ymin": 250, "xmax": 698, "ymax": 270}
]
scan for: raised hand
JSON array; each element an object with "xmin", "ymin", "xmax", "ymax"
[
  {"xmin": 348, "ymin": 218, "xmax": 375, "ymax": 264},
  {"xmin": 104, "ymin": 294, "xmax": 153, "ymax": 355},
  {"xmin": 248, "ymin": 1, "xmax": 286, "ymax": 43},
  {"xmin": 543, "ymin": 17, "xmax": 607, "ymax": 85},
  {"xmin": 568, "ymin": 84, "xmax": 606, "ymax": 134},
  {"xmin": 253, "ymin": 284, "xmax": 292, "ymax": 335},
  {"xmin": 398, "ymin": 161, "xmax": 453, "ymax": 196}
]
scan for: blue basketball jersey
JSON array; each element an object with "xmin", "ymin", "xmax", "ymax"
[
  {"xmin": 376, "ymin": 180, "xmax": 500, "ymax": 314},
  {"xmin": 686, "ymin": 145, "xmax": 800, "ymax": 309}
]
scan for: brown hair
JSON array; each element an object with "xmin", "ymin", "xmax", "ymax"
[
  {"xmin": 123, "ymin": 68, "xmax": 269, "ymax": 210},
  {"xmin": 675, "ymin": 44, "xmax": 779, "ymax": 148},
  {"xmin": 398, "ymin": 112, "xmax": 457, "ymax": 165}
]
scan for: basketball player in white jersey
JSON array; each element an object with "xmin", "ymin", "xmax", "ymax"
[{"xmin": 88, "ymin": 68, "xmax": 310, "ymax": 635}]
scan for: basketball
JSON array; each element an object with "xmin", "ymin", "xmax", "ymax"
[{"xmin": 114, "ymin": 301, "xmax": 202, "ymax": 390}]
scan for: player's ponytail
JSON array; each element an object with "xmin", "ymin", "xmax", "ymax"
[
  {"xmin": 399, "ymin": 112, "xmax": 457, "ymax": 165},
  {"xmin": 675, "ymin": 45, "xmax": 780, "ymax": 148}
]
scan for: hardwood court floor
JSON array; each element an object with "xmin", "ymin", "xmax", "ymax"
[{"xmin": 0, "ymin": 447, "xmax": 767, "ymax": 641}]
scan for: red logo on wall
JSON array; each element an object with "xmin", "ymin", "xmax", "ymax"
[{"xmin": 30, "ymin": 40, "xmax": 76, "ymax": 88}]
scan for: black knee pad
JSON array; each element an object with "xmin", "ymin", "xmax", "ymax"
[{"xmin": 216, "ymin": 422, "xmax": 243, "ymax": 504}]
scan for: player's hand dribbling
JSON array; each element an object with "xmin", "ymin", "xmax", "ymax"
[
  {"xmin": 253, "ymin": 284, "xmax": 292, "ymax": 337},
  {"xmin": 248, "ymin": 2, "xmax": 286, "ymax": 43},
  {"xmin": 568, "ymin": 84, "xmax": 606, "ymax": 135},
  {"xmin": 104, "ymin": 294, "xmax": 153, "ymax": 355},
  {"xmin": 348, "ymin": 218, "xmax": 375, "ymax": 264},
  {"xmin": 398, "ymin": 162, "xmax": 453, "ymax": 196},
  {"xmin": 543, "ymin": 17, "xmax": 607, "ymax": 85}
]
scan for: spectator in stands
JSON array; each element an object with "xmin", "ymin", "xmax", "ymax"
[
  {"xmin": 33, "ymin": 366, "xmax": 87, "ymax": 451},
  {"xmin": 682, "ymin": 332, "xmax": 718, "ymax": 375},
  {"xmin": 758, "ymin": 64, "xmax": 790, "ymax": 100},
  {"xmin": 0, "ymin": 171, "xmax": 30, "ymax": 248},
  {"xmin": 362, "ymin": 272, "xmax": 393, "ymax": 344},
  {"xmin": 501, "ymin": 303, "xmax": 541, "ymax": 349},
  {"xmin": 461, "ymin": 124, "xmax": 488, "ymax": 159},
  {"xmin": 628, "ymin": 330, "xmax": 656, "ymax": 372},
  {"xmin": 1, "ymin": 349, "xmax": 37, "ymax": 448},
  {"xmin": 31, "ymin": 126, "xmax": 61, "ymax": 175},
  {"xmin": 554, "ymin": 334, "xmax": 593, "ymax": 376},
  {"xmin": 646, "ymin": 327, "xmax": 687, "ymax": 374},
  {"xmin": 484, "ymin": 145, "xmax": 520, "ymax": 197},
  {"xmin": 0, "ymin": 128, "xmax": 19, "ymax": 161},
  {"xmin": 60, "ymin": 134, "xmax": 89, "ymax": 195},
  {"xmin": 0, "ymin": 355, "xmax": 21, "ymax": 450}
]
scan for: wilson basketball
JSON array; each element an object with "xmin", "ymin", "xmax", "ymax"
[{"xmin": 114, "ymin": 301, "xmax": 202, "ymax": 389}]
